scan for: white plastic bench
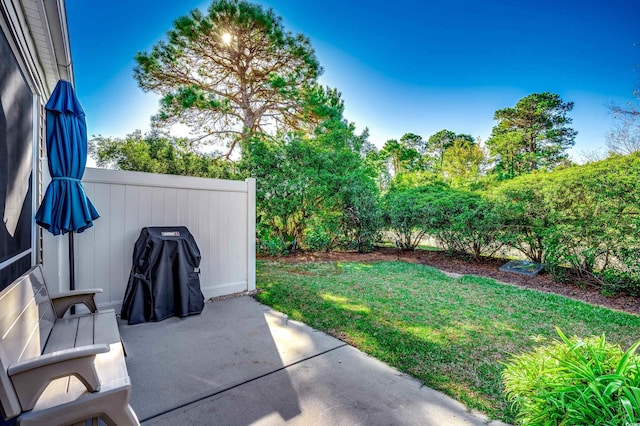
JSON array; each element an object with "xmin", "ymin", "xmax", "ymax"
[{"xmin": 0, "ymin": 266, "xmax": 139, "ymax": 426}]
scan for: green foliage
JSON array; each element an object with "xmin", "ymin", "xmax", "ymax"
[
  {"xmin": 337, "ymin": 174, "xmax": 382, "ymax": 252},
  {"xmin": 441, "ymin": 138, "xmax": 485, "ymax": 187},
  {"xmin": 256, "ymin": 222, "xmax": 291, "ymax": 256},
  {"xmin": 363, "ymin": 128, "xmax": 483, "ymax": 191},
  {"xmin": 389, "ymin": 170, "xmax": 442, "ymax": 190},
  {"xmin": 242, "ymin": 118, "xmax": 379, "ymax": 251},
  {"xmin": 90, "ymin": 130, "xmax": 236, "ymax": 178},
  {"xmin": 380, "ymin": 138, "xmax": 421, "ymax": 175},
  {"xmin": 134, "ymin": 0, "xmax": 323, "ymax": 158},
  {"xmin": 487, "ymin": 92, "xmax": 577, "ymax": 179},
  {"xmin": 541, "ymin": 154, "xmax": 640, "ymax": 288},
  {"xmin": 362, "ymin": 147, "xmax": 392, "ymax": 192},
  {"xmin": 376, "ymin": 151, "xmax": 639, "ymax": 290},
  {"xmin": 383, "ymin": 180, "xmax": 502, "ymax": 259},
  {"xmin": 400, "ymin": 132, "xmax": 427, "ymax": 154},
  {"xmin": 304, "ymin": 218, "xmax": 337, "ymax": 252},
  {"xmin": 381, "ymin": 185, "xmax": 440, "ymax": 249},
  {"xmin": 598, "ymin": 249, "xmax": 640, "ymax": 297},
  {"xmin": 426, "ymin": 129, "xmax": 474, "ymax": 173},
  {"xmin": 490, "ymin": 153, "xmax": 640, "ymax": 284},
  {"xmin": 243, "ymin": 134, "xmax": 319, "ymax": 244},
  {"xmin": 489, "ymin": 173, "xmax": 554, "ymax": 263},
  {"xmin": 503, "ymin": 327, "xmax": 640, "ymax": 425}
]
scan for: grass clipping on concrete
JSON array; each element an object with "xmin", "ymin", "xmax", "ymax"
[{"xmin": 256, "ymin": 260, "xmax": 640, "ymax": 423}]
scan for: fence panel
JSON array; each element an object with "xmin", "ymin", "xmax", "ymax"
[{"xmin": 42, "ymin": 167, "xmax": 255, "ymax": 310}]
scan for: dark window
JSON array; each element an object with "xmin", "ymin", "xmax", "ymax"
[{"xmin": 0, "ymin": 28, "xmax": 34, "ymax": 289}]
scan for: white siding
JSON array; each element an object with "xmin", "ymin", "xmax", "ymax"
[{"xmin": 42, "ymin": 167, "xmax": 256, "ymax": 310}]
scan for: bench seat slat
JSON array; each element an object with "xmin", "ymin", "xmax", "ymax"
[
  {"xmin": 92, "ymin": 310, "xmax": 121, "ymax": 346},
  {"xmin": 43, "ymin": 310, "xmax": 121, "ymax": 355},
  {"xmin": 43, "ymin": 318, "xmax": 79, "ymax": 355},
  {"xmin": 74, "ymin": 315, "xmax": 95, "ymax": 347}
]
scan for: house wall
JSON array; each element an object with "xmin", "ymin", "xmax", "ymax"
[
  {"xmin": 42, "ymin": 167, "xmax": 256, "ymax": 310},
  {"xmin": 0, "ymin": 0, "xmax": 72, "ymax": 290}
]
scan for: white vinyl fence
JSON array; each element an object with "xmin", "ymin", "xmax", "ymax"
[{"xmin": 42, "ymin": 167, "xmax": 256, "ymax": 310}]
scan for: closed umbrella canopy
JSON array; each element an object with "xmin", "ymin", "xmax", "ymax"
[
  {"xmin": 36, "ymin": 80, "xmax": 99, "ymax": 235},
  {"xmin": 35, "ymin": 80, "xmax": 99, "ymax": 294}
]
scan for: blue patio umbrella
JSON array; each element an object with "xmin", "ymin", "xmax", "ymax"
[{"xmin": 35, "ymin": 80, "xmax": 99, "ymax": 292}]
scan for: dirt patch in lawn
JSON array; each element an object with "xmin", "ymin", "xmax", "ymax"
[{"xmin": 260, "ymin": 247, "xmax": 640, "ymax": 316}]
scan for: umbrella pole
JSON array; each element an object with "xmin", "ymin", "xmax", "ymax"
[{"xmin": 69, "ymin": 231, "xmax": 75, "ymax": 314}]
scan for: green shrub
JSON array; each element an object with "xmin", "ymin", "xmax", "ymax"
[
  {"xmin": 427, "ymin": 189, "xmax": 503, "ymax": 260},
  {"xmin": 503, "ymin": 327, "xmax": 640, "ymax": 425},
  {"xmin": 489, "ymin": 173, "xmax": 555, "ymax": 263},
  {"xmin": 490, "ymin": 153, "xmax": 640, "ymax": 292},
  {"xmin": 598, "ymin": 269, "xmax": 639, "ymax": 296},
  {"xmin": 245, "ymin": 122, "xmax": 376, "ymax": 249},
  {"xmin": 598, "ymin": 247, "xmax": 640, "ymax": 296},
  {"xmin": 540, "ymin": 154, "xmax": 640, "ymax": 282},
  {"xmin": 338, "ymin": 175, "xmax": 382, "ymax": 252},
  {"xmin": 304, "ymin": 220, "xmax": 336, "ymax": 252},
  {"xmin": 256, "ymin": 224, "xmax": 291, "ymax": 256},
  {"xmin": 382, "ymin": 185, "xmax": 443, "ymax": 249}
]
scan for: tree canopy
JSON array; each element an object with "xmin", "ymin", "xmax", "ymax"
[
  {"xmin": 427, "ymin": 129, "xmax": 474, "ymax": 173},
  {"xmin": 442, "ymin": 138, "xmax": 485, "ymax": 186},
  {"xmin": 607, "ymin": 79, "xmax": 640, "ymax": 155},
  {"xmin": 134, "ymin": 0, "xmax": 323, "ymax": 159},
  {"xmin": 90, "ymin": 131, "xmax": 236, "ymax": 178},
  {"xmin": 380, "ymin": 138, "xmax": 420, "ymax": 176},
  {"xmin": 486, "ymin": 92, "xmax": 576, "ymax": 179}
]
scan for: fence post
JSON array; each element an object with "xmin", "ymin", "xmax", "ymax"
[{"xmin": 246, "ymin": 178, "xmax": 256, "ymax": 292}]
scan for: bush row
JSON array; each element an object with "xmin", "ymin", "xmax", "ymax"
[
  {"xmin": 255, "ymin": 152, "xmax": 639, "ymax": 294},
  {"xmin": 382, "ymin": 153, "xmax": 640, "ymax": 295}
]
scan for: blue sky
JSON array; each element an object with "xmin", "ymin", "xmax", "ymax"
[{"xmin": 66, "ymin": 0, "xmax": 639, "ymax": 161}]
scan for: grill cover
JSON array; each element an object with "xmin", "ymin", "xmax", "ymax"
[{"xmin": 121, "ymin": 226, "xmax": 204, "ymax": 325}]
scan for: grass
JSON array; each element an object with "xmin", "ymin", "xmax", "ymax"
[{"xmin": 255, "ymin": 260, "xmax": 640, "ymax": 423}]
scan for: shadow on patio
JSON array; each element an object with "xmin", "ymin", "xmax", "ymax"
[
  {"xmin": 119, "ymin": 296, "xmax": 506, "ymax": 426},
  {"xmin": 119, "ymin": 296, "xmax": 337, "ymax": 423}
]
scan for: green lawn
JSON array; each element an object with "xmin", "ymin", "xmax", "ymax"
[{"xmin": 255, "ymin": 260, "xmax": 640, "ymax": 423}]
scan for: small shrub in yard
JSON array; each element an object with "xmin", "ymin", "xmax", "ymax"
[
  {"xmin": 256, "ymin": 224, "xmax": 291, "ymax": 256},
  {"xmin": 502, "ymin": 327, "xmax": 640, "ymax": 425},
  {"xmin": 427, "ymin": 189, "xmax": 503, "ymax": 260},
  {"xmin": 599, "ymin": 247, "xmax": 640, "ymax": 297},
  {"xmin": 381, "ymin": 185, "xmax": 436, "ymax": 249},
  {"xmin": 338, "ymin": 176, "xmax": 382, "ymax": 252},
  {"xmin": 304, "ymin": 221, "xmax": 336, "ymax": 252}
]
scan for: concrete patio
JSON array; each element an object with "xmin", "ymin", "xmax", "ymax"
[{"xmin": 118, "ymin": 296, "xmax": 509, "ymax": 426}]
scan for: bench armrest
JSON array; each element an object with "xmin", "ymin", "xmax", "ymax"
[
  {"xmin": 8, "ymin": 344, "xmax": 110, "ymax": 411},
  {"xmin": 50, "ymin": 289, "xmax": 103, "ymax": 318}
]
